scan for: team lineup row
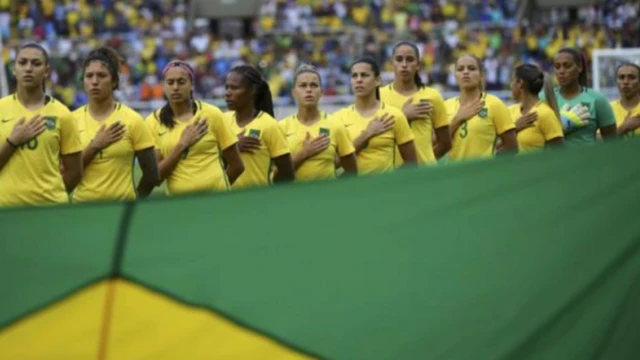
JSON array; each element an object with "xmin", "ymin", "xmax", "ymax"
[{"xmin": 0, "ymin": 42, "xmax": 639, "ymax": 208}]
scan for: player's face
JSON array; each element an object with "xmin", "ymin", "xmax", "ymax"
[
  {"xmin": 83, "ymin": 61, "xmax": 114, "ymax": 102},
  {"xmin": 392, "ymin": 45, "xmax": 419, "ymax": 81},
  {"xmin": 163, "ymin": 67, "xmax": 192, "ymax": 103},
  {"xmin": 14, "ymin": 47, "xmax": 49, "ymax": 90},
  {"xmin": 553, "ymin": 52, "xmax": 581, "ymax": 87},
  {"xmin": 293, "ymin": 72, "xmax": 322, "ymax": 107},
  {"xmin": 616, "ymin": 65, "xmax": 640, "ymax": 98},
  {"xmin": 455, "ymin": 56, "xmax": 483, "ymax": 91},
  {"xmin": 510, "ymin": 75, "xmax": 524, "ymax": 101},
  {"xmin": 350, "ymin": 63, "xmax": 379, "ymax": 98},
  {"xmin": 225, "ymin": 72, "xmax": 252, "ymax": 110}
]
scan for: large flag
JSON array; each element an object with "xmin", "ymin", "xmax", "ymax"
[{"xmin": 1, "ymin": 139, "xmax": 640, "ymax": 359}]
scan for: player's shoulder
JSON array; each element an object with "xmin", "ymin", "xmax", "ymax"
[
  {"xmin": 379, "ymin": 83, "xmax": 394, "ymax": 97},
  {"xmin": 197, "ymin": 100, "xmax": 224, "ymax": 116},
  {"xmin": 484, "ymin": 93, "xmax": 505, "ymax": 106},
  {"xmin": 278, "ymin": 114, "xmax": 296, "ymax": 127},
  {"xmin": 115, "ymin": 103, "xmax": 144, "ymax": 122},
  {"xmin": 45, "ymin": 96, "xmax": 72, "ymax": 116},
  {"xmin": 71, "ymin": 105, "xmax": 87, "ymax": 118},
  {"xmin": 536, "ymin": 102, "xmax": 557, "ymax": 118},
  {"xmin": 255, "ymin": 111, "xmax": 278, "ymax": 128},
  {"xmin": 444, "ymin": 96, "xmax": 459, "ymax": 106},
  {"xmin": 418, "ymin": 86, "xmax": 444, "ymax": 100},
  {"xmin": 381, "ymin": 102, "xmax": 405, "ymax": 118},
  {"xmin": 144, "ymin": 107, "xmax": 163, "ymax": 124},
  {"xmin": 582, "ymin": 88, "xmax": 608, "ymax": 101},
  {"xmin": 0, "ymin": 94, "xmax": 16, "ymax": 107}
]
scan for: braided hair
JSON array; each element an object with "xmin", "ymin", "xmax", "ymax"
[{"xmin": 228, "ymin": 65, "xmax": 275, "ymax": 117}]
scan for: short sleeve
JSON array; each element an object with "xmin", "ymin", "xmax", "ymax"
[
  {"xmin": 430, "ymin": 91, "xmax": 449, "ymax": 129},
  {"xmin": 491, "ymin": 99, "xmax": 515, "ymax": 135},
  {"xmin": 264, "ymin": 122, "xmax": 290, "ymax": 158},
  {"xmin": 594, "ymin": 93, "xmax": 617, "ymax": 128},
  {"xmin": 334, "ymin": 121, "xmax": 355, "ymax": 157},
  {"xmin": 538, "ymin": 108, "xmax": 564, "ymax": 141},
  {"xmin": 444, "ymin": 99, "xmax": 458, "ymax": 123},
  {"xmin": 209, "ymin": 107, "xmax": 237, "ymax": 150},
  {"xmin": 392, "ymin": 110, "xmax": 414, "ymax": 145},
  {"xmin": 59, "ymin": 113, "xmax": 82, "ymax": 155},
  {"xmin": 144, "ymin": 113, "xmax": 160, "ymax": 149},
  {"xmin": 130, "ymin": 113, "xmax": 155, "ymax": 151}
]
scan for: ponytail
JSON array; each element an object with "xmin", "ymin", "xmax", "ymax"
[
  {"xmin": 255, "ymin": 80, "xmax": 275, "ymax": 117},
  {"xmin": 229, "ymin": 64, "xmax": 275, "ymax": 118},
  {"xmin": 158, "ymin": 91, "xmax": 197, "ymax": 129}
]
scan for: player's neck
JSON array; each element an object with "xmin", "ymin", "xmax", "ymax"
[
  {"xmin": 620, "ymin": 94, "xmax": 640, "ymax": 110},
  {"xmin": 393, "ymin": 78, "xmax": 418, "ymax": 96},
  {"xmin": 520, "ymin": 93, "xmax": 539, "ymax": 113},
  {"xmin": 88, "ymin": 98, "xmax": 116, "ymax": 121},
  {"xmin": 459, "ymin": 88, "xmax": 482, "ymax": 104},
  {"xmin": 560, "ymin": 83, "xmax": 581, "ymax": 99},
  {"xmin": 235, "ymin": 106, "xmax": 256, "ymax": 127},
  {"xmin": 16, "ymin": 87, "xmax": 45, "ymax": 110},
  {"xmin": 354, "ymin": 94, "xmax": 378, "ymax": 114},
  {"xmin": 296, "ymin": 106, "xmax": 321, "ymax": 125},
  {"xmin": 170, "ymin": 100, "xmax": 192, "ymax": 122}
]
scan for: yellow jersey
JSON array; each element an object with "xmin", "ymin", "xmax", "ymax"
[
  {"xmin": 333, "ymin": 103, "xmax": 414, "ymax": 175},
  {"xmin": 379, "ymin": 84, "xmax": 448, "ymax": 165},
  {"xmin": 224, "ymin": 111, "xmax": 290, "ymax": 190},
  {"xmin": 610, "ymin": 99, "xmax": 640, "ymax": 138},
  {"xmin": 146, "ymin": 101, "xmax": 237, "ymax": 196},
  {"xmin": 72, "ymin": 103, "xmax": 155, "ymax": 203},
  {"xmin": 279, "ymin": 112, "xmax": 355, "ymax": 182},
  {"xmin": 0, "ymin": 94, "xmax": 82, "ymax": 207},
  {"xmin": 445, "ymin": 93, "xmax": 514, "ymax": 161},
  {"xmin": 509, "ymin": 102, "xmax": 563, "ymax": 153}
]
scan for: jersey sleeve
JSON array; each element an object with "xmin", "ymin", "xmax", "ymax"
[
  {"xmin": 264, "ymin": 122, "xmax": 290, "ymax": 158},
  {"xmin": 392, "ymin": 111, "xmax": 414, "ymax": 145},
  {"xmin": 492, "ymin": 99, "xmax": 515, "ymax": 135},
  {"xmin": 444, "ymin": 99, "xmax": 458, "ymax": 122},
  {"xmin": 144, "ymin": 113, "xmax": 161, "ymax": 149},
  {"xmin": 594, "ymin": 93, "xmax": 617, "ymax": 128},
  {"xmin": 209, "ymin": 107, "xmax": 237, "ymax": 150},
  {"xmin": 130, "ymin": 113, "xmax": 155, "ymax": 151},
  {"xmin": 538, "ymin": 108, "xmax": 564, "ymax": 141},
  {"xmin": 59, "ymin": 113, "xmax": 82, "ymax": 155},
  {"xmin": 430, "ymin": 91, "xmax": 449, "ymax": 129},
  {"xmin": 334, "ymin": 120, "xmax": 355, "ymax": 157}
]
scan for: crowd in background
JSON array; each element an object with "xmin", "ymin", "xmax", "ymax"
[{"xmin": 1, "ymin": 0, "xmax": 639, "ymax": 109}]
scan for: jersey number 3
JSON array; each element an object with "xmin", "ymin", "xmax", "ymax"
[{"xmin": 459, "ymin": 122, "xmax": 469, "ymax": 139}]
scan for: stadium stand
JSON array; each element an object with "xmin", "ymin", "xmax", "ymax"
[{"xmin": 1, "ymin": 0, "xmax": 639, "ymax": 110}]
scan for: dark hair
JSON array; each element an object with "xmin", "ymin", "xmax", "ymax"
[
  {"xmin": 16, "ymin": 42, "xmax": 49, "ymax": 91},
  {"xmin": 351, "ymin": 56, "xmax": 381, "ymax": 100},
  {"xmin": 158, "ymin": 61, "xmax": 197, "ymax": 129},
  {"xmin": 557, "ymin": 48, "xmax": 588, "ymax": 87},
  {"xmin": 82, "ymin": 47, "xmax": 121, "ymax": 90},
  {"xmin": 616, "ymin": 62, "xmax": 640, "ymax": 77},
  {"xmin": 515, "ymin": 63, "xmax": 560, "ymax": 119},
  {"xmin": 392, "ymin": 41, "xmax": 425, "ymax": 88},
  {"xmin": 228, "ymin": 65, "xmax": 275, "ymax": 118},
  {"xmin": 293, "ymin": 64, "xmax": 322, "ymax": 87}
]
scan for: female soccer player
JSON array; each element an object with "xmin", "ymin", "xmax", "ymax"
[
  {"xmin": 146, "ymin": 61, "xmax": 244, "ymax": 196},
  {"xmin": 380, "ymin": 41, "xmax": 451, "ymax": 164},
  {"xmin": 224, "ymin": 65, "xmax": 294, "ymax": 189},
  {"xmin": 610, "ymin": 63, "xmax": 640, "ymax": 138},
  {"xmin": 445, "ymin": 55, "xmax": 517, "ymax": 161},
  {"xmin": 333, "ymin": 57, "xmax": 417, "ymax": 174},
  {"xmin": 72, "ymin": 47, "xmax": 159, "ymax": 202},
  {"xmin": 509, "ymin": 64, "xmax": 564, "ymax": 153},
  {"xmin": 548, "ymin": 48, "xmax": 617, "ymax": 143},
  {"xmin": 279, "ymin": 64, "xmax": 357, "ymax": 181},
  {"xmin": 0, "ymin": 43, "xmax": 82, "ymax": 207}
]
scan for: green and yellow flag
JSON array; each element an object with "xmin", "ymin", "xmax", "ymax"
[{"xmin": 1, "ymin": 139, "xmax": 640, "ymax": 359}]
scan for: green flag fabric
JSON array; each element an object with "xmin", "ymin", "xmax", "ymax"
[{"xmin": 1, "ymin": 139, "xmax": 639, "ymax": 359}]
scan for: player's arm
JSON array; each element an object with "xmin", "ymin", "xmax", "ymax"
[
  {"xmin": 335, "ymin": 122, "xmax": 357, "ymax": 175},
  {"xmin": 433, "ymin": 125, "xmax": 452, "ymax": 159},
  {"xmin": 221, "ymin": 144, "xmax": 244, "ymax": 186},
  {"xmin": 158, "ymin": 118, "xmax": 208, "ymax": 181},
  {"xmin": 595, "ymin": 95, "xmax": 617, "ymax": 140},
  {"xmin": 272, "ymin": 153, "xmax": 295, "ymax": 184},
  {"xmin": 0, "ymin": 115, "xmax": 46, "ymax": 172},
  {"xmin": 61, "ymin": 152, "xmax": 82, "ymax": 192},
  {"xmin": 496, "ymin": 129, "xmax": 518, "ymax": 155},
  {"xmin": 339, "ymin": 153, "xmax": 357, "ymax": 175},
  {"xmin": 82, "ymin": 122, "xmax": 126, "ymax": 168},
  {"xmin": 394, "ymin": 111, "xmax": 417, "ymax": 166},
  {"xmin": 398, "ymin": 140, "xmax": 418, "ymax": 165},
  {"xmin": 136, "ymin": 147, "xmax": 160, "ymax": 198},
  {"xmin": 430, "ymin": 94, "xmax": 452, "ymax": 158}
]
